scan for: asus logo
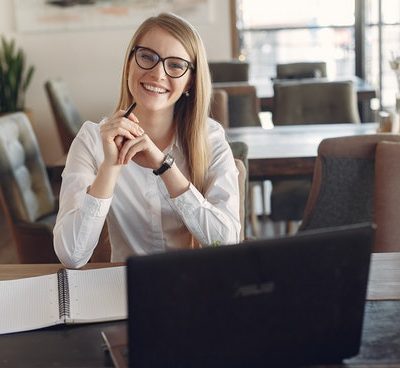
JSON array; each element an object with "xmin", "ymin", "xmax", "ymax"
[{"xmin": 234, "ymin": 282, "xmax": 275, "ymax": 298}]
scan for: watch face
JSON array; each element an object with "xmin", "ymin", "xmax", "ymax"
[{"xmin": 165, "ymin": 154, "xmax": 174, "ymax": 167}]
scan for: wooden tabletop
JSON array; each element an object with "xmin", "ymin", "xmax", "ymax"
[
  {"xmin": 0, "ymin": 253, "xmax": 398, "ymax": 301},
  {"xmin": 226, "ymin": 122, "xmax": 379, "ymax": 180},
  {"xmin": 0, "ymin": 262, "xmax": 124, "ymax": 281}
]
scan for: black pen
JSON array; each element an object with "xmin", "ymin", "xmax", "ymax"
[{"xmin": 124, "ymin": 102, "xmax": 137, "ymax": 118}]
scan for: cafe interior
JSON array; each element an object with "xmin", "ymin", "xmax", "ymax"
[{"xmin": 1, "ymin": 0, "xmax": 400, "ymax": 365}]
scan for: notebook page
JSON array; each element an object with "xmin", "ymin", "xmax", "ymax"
[
  {"xmin": 66, "ymin": 266, "xmax": 127, "ymax": 323},
  {"xmin": 0, "ymin": 274, "xmax": 61, "ymax": 334}
]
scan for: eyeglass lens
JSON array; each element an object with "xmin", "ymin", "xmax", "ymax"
[{"xmin": 135, "ymin": 47, "xmax": 191, "ymax": 78}]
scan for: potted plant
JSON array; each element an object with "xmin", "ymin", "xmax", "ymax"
[{"xmin": 0, "ymin": 35, "xmax": 35, "ymax": 115}]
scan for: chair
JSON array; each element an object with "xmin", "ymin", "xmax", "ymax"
[
  {"xmin": 270, "ymin": 80, "xmax": 361, "ymax": 232},
  {"xmin": 0, "ymin": 112, "xmax": 59, "ymax": 263},
  {"xmin": 208, "ymin": 61, "xmax": 249, "ymax": 83},
  {"xmin": 210, "ymin": 89, "xmax": 229, "ymax": 128},
  {"xmin": 44, "ymin": 78, "xmax": 83, "ymax": 154},
  {"xmin": 213, "ymin": 84, "xmax": 261, "ymax": 128},
  {"xmin": 234, "ymin": 158, "xmax": 247, "ymax": 241},
  {"xmin": 276, "ymin": 61, "xmax": 327, "ymax": 80},
  {"xmin": 272, "ymin": 80, "xmax": 361, "ymax": 125},
  {"xmin": 229, "ymin": 141, "xmax": 249, "ymax": 239},
  {"xmin": 299, "ymin": 134, "xmax": 400, "ymax": 252}
]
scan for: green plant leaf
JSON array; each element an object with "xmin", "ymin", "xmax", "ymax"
[{"xmin": 0, "ymin": 35, "xmax": 34, "ymax": 112}]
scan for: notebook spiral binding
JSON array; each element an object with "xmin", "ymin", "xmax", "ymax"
[{"xmin": 57, "ymin": 269, "xmax": 71, "ymax": 319}]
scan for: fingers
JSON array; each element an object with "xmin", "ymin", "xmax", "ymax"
[
  {"xmin": 100, "ymin": 114, "xmax": 144, "ymax": 146},
  {"xmin": 118, "ymin": 135, "xmax": 148, "ymax": 165}
]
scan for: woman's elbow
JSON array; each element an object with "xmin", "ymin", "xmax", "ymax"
[{"xmin": 53, "ymin": 231, "xmax": 90, "ymax": 269}]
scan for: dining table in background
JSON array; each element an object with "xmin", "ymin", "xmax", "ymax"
[
  {"xmin": 226, "ymin": 122, "xmax": 379, "ymax": 181},
  {"xmin": 47, "ymin": 122, "xmax": 380, "ymax": 183}
]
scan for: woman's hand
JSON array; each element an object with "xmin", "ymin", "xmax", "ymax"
[
  {"xmin": 118, "ymin": 133, "xmax": 165, "ymax": 170},
  {"xmin": 99, "ymin": 110, "xmax": 144, "ymax": 167}
]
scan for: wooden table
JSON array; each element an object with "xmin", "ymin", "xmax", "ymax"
[
  {"xmin": 0, "ymin": 254, "xmax": 398, "ymax": 299},
  {"xmin": 0, "ymin": 254, "xmax": 399, "ymax": 367},
  {"xmin": 226, "ymin": 122, "xmax": 379, "ymax": 181},
  {"xmin": 0, "ymin": 262, "xmax": 123, "ymax": 281}
]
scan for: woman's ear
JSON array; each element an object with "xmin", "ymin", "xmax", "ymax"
[{"xmin": 184, "ymin": 74, "xmax": 194, "ymax": 94}]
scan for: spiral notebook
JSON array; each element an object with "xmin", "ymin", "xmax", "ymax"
[{"xmin": 0, "ymin": 266, "xmax": 127, "ymax": 335}]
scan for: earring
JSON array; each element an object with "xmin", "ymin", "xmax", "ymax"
[{"xmin": 184, "ymin": 91, "xmax": 190, "ymax": 97}]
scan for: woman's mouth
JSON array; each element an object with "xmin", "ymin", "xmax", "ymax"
[{"xmin": 141, "ymin": 83, "xmax": 168, "ymax": 94}]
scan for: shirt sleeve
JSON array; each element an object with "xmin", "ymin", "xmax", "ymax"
[
  {"xmin": 53, "ymin": 121, "xmax": 112, "ymax": 269},
  {"xmin": 170, "ymin": 120, "xmax": 241, "ymax": 246}
]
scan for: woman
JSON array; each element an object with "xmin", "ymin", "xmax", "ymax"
[{"xmin": 54, "ymin": 13, "xmax": 240, "ymax": 268}]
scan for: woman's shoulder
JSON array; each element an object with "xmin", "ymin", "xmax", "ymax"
[
  {"xmin": 74, "ymin": 118, "xmax": 105, "ymax": 145},
  {"xmin": 78, "ymin": 119, "xmax": 103, "ymax": 136},
  {"xmin": 206, "ymin": 117, "xmax": 226, "ymax": 138},
  {"xmin": 66, "ymin": 119, "xmax": 105, "ymax": 167},
  {"xmin": 206, "ymin": 117, "xmax": 233, "ymax": 160}
]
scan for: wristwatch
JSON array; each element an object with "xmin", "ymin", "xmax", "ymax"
[{"xmin": 153, "ymin": 153, "xmax": 175, "ymax": 176}]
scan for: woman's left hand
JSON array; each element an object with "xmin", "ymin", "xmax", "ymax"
[{"xmin": 118, "ymin": 133, "xmax": 165, "ymax": 170}]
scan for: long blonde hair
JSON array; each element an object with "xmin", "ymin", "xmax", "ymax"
[{"xmin": 116, "ymin": 13, "xmax": 211, "ymax": 193}]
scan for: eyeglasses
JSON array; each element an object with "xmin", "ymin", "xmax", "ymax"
[{"xmin": 132, "ymin": 46, "xmax": 195, "ymax": 78}]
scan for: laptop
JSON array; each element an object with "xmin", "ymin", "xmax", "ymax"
[{"xmin": 103, "ymin": 223, "xmax": 373, "ymax": 368}]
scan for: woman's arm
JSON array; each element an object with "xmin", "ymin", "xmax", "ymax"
[
  {"xmin": 167, "ymin": 121, "xmax": 241, "ymax": 246},
  {"xmin": 53, "ymin": 122, "xmax": 112, "ymax": 268},
  {"xmin": 54, "ymin": 112, "xmax": 142, "ymax": 268}
]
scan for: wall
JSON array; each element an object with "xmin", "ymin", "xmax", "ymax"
[{"xmin": 0, "ymin": 0, "xmax": 232, "ymax": 163}]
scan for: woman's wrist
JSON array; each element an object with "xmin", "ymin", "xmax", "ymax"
[
  {"xmin": 88, "ymin": 162, "xmax": 121, "ymax": 198},
  {"xmin": 161, "ymin": 163, "xmax": 190, "ymax": 198}
]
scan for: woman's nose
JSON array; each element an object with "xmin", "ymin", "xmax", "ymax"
[{"xmin": 149, "ymin": 61, "xmax": 167, "ymax": 79}]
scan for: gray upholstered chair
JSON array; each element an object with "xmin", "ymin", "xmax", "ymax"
[
  {"xmin": 234, "ymin": 158, "xmax": 247, "ymax": 241},
  {"xmin": 208, "ymin": 61, "xmax": 249, "ymax": 83},
  {"xmin": 0, "ymin": 113, "xmax": 59, "ymax": 263},
  {"xmin": 299, "ymin": 134, "xmax": 400, "ymax": 252},
  {"xmin": 270, "ymin": 80, "xmax": 361, "ymax": 231},
  {"xmin": 213, "ymin": 84, "xmax": 261, "ymax": 128},
  {"xmin": 44, "ymin": 78, "xmax": 83, "ymax": 154},
  {"xmin": 229, "ymin": 141, "xmax": 249, "ymax": 240},
  {"xmin": 276, "ymin": 61, "xmax": 327, "ymax": 80}
]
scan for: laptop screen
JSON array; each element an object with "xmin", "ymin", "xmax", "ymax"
[{"xmin": 127, "ymin": 223, "xmax": 373, "ymax": 368}]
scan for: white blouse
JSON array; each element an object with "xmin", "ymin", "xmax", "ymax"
[{"xmin": 53, "ymin": 118, "xmax": 240, "ymax": 268}]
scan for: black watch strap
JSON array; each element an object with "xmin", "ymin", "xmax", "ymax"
[{"xmin": 153, "ymin": 153, "xmax": 175, "ymax": 176}]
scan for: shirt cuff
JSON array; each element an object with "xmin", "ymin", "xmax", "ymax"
[
  {"xmin": 81, "ymin": 193, "xmax": 112, "ymax": 218},
  {"xmin": 171, "ymin": 183, "xmax": 209, "ymax": 216}
]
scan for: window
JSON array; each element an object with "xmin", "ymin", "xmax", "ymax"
[
  {"xmin": 235, "ymin": 0, "xmax": 400, "ymax": 111},
  {"xmin": 365, "ymin": 0, "xmax": 400, "ymax": 108},
  {"xmin": 236, "ymin": 0, "xmax": 355, "ymax": 83}
]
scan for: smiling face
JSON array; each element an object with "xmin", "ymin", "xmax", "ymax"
[{"xmin": 127, "ymin": 26, "xmax": 193, "ymax": 116}]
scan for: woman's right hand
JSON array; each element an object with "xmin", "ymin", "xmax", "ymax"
[{"xmin": 99, "ymin": 110, "xmax": 144, "ymax": 167}]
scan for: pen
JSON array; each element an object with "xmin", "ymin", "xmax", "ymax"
[{"xmin": 124, "ymin": 102, "xmax": 137, "ymax": 118}]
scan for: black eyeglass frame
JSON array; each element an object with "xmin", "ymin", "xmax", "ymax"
[{"xmin": 130, "ymin": 46, "xmax": 195, "ymax": 78}]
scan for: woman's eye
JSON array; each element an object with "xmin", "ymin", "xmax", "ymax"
[
  {"xmin": 141, "ymin": 53, "xmax": 156, "ymax": 62},
  {"xmin": 168, "ymin": 61, "xmax": 185, "ymax": 70}
]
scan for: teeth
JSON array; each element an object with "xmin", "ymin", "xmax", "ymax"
[{"xmin": 142, "ymin": 83, "xmax": 167, "ymax": 94}]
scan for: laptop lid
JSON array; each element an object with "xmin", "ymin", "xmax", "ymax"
[{"xmin": 127, "ymin": 223, "xmax": 373, "ymax": 368}]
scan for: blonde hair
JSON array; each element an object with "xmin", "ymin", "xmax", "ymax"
[{"xmin": 116, "ymin": 13, "xmax": 211, "ymax": 193}]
